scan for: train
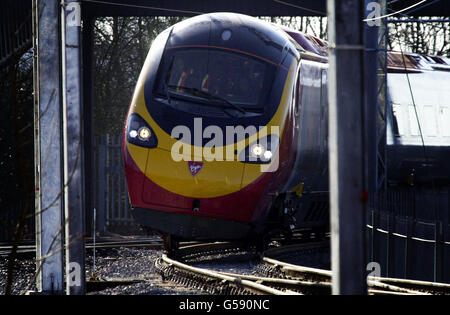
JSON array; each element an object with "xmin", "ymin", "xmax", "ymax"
[{"xmin": 122, "ymin": 13, "xmax": 450, "ymax": 248}]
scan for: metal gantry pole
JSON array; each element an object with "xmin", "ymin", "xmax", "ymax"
[
  {"xmin": 375, "ymin": 0, "xmax": 388, "ymax": 194},
  {"xmin": 364, "ymin": 0, "xmax": 380, "ymax": 195},
  {"xmin": 61, "ymin": 0, "xmax": 86, "ymax": 295},
  {"xmin": 33, "ymin": 0, "xmax": 64, "ymax": 294},
  {"xmin": 82, "ymin": 17, "xmax": 95, "ymax": 237},
  {"xmin": 327, "ymin": 0, "xmax": 368, "ymax": 295},
  {"xmin": 365, "ymin": 0, "xmax": 388, "ymax": 275}
]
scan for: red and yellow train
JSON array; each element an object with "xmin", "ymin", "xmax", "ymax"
[{"xmin": 123, "ymin": 13, "xmax": 450, "ymax": 246}]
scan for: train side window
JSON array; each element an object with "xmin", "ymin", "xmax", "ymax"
[
  {"xmin": 295, "ymin": 70, "xmax": 301, "ymax": 115},
  {"xmin": 408, "ymin": 105, "xmax": 421, "ymax": 136},
  {"xmin": 440, "ymin": 107, "xmax": 450, "ymax": 137},
  {"xmin": 392, "ymin": 104, "xmax": 405, "ymax": 137},
  {"xmin": 423, "ymin": 106, "xmax": 437, "ymax": 137},
  {"xmin": 320, "ymin": 69, "xmax": 328, "ymax": 161},
  {"xmin": 320, "ymin": 70, "xmax": 328, "ymax": 136}
]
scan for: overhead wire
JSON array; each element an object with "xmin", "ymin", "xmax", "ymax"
[
  {"xmin": 364, "ymin": 0, "xmax": 429, "ymax": 22},
  {"xmin": 389, "ymin": 0, "xmax": 440, "ymax": 219},
  {"xmin": 388, "ymin": 0, "xmax": 445, "ymax": 164},
  {"xmin": 272, "ymin": 0, "xmax": 326, "ymax": 16},
  {"xmin": 395, "ymin": 32, "xmax": 428, "ymax": 161},
  {"xmin": 399, "ymin": 0, "xmax": 442, "ymax": 16},
  {"xmin": 80, "ymin": 0, "xmax": 204, "ymax": 15}
]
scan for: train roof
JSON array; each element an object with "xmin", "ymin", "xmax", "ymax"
[
  {"xmin": 277, "ymin": 25, "xmax": 450, "ymax": 73},
  {"xmin": 387, "ymin": 52, "xmax": 450, "ymax": 73},
  {"xmin": 277, "ymin": 25, "xmax": 328, "ymax": 57},
  {"xmin": 166, "ymin": 13, "xmax": 299, "ymax": 68},
  {"xmin": 165, "ymin": 13, "xmax": 450, "ymax": 73}
]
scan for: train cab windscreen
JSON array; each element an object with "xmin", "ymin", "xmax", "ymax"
[{"xmin": 154, "ymin": 48, "xmax": 274, "ymax": 112}]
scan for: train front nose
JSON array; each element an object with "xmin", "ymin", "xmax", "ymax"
[
  {"xmin": 123, "ymin": 12, "xmax": 292, "ymax": 240},
  {"xmin": 140, "ymin": 147, "xmax": 245, "ymax": 217}
]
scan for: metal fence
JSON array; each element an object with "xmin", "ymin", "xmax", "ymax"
[
  {"xmin": 367, "ymin": 188, "xmax": 450, "ymax": 283},
  {"xmin": 0, "ymin": 204, "xmax": 34, "ymax": 242},
  {"xmin": 94, "ymin": 134, "xmax": 139, "ymax": 233},
  {"xmin": 0, "ymin": 0, "xmax": 32, "ymax": 69}
]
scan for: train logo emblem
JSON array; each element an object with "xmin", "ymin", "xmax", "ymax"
[{"xmin": 188, "ymin": 161, "xmax": 203, "ymax": 177}]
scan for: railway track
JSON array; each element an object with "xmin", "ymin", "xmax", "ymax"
[
  {"xmin": 0, "ymin": 229, "xmax": 321, "ymax": 258},
  {"xmin": 0, "ymin": 237, "xmax": 197, "ymax": 258},
  {"xmin": 154, "ymin": 239, "xmax": 330, "ymax": 295},
  {"xmin": 0, "ymin": 240, "xmax": 162, "ymax": 258},
  {"xmin": 260, "ymin": 256, "xmax": 450, "ymax": 295},
  {"xmin": 5, "ymin": 234, "xmax": 449, "ymax": 295},
  {"xmin": 85, "ymin": 240, "xmax": 257, "ymax": 294},
  {"xmin": 157, "ymin": 253, "xmax": 296, "ymax": 295},
  {"xmin": 155, "ymin": 239, "xmax": 450, "ymax": 295}
]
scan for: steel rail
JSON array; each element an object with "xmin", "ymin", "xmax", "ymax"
[
  {"xmin": 0, "ymin": 240, "xmax": 162, "ymax": 255},
  {"xmin": 0, "ymin": 239, "xmax": 166, "ymax": 257},
  {"xmin": 216, "ymin": 270, "xmax": 331, "ymax": 294},
  {"xmin": 217, "ymin": 271, "xmax": 328, "ymax": 286},
  {"xmin": 263, "ymin": 256, "xmax": 332, "ymax": 278},
  {"xmin": 161, "ymin": 253, "xmax": 300, "ymax": 295},
  {"xmin": 172, "ymin": 241, "xmax": 250, "ymax": 261},
  {"xmin": 263, "ymin": 240, "xmax": 330, "ymax": 258},
  {"xmin": 368, "ymin": 289, "xmax": 415, "ymax": 296},
  {"xmin": 263, "ymin": 256, "xmax": 445, "ymax": 295},
  {"xmin": 367, "ymin": 280, "xmax": 429, "ymax": 295},
  {"xmin": 169, "ymin": 255, "xmax": 425, "ymax": 295},
  {"xmin": 370, "ymin": 276, "xmax": 450, "ymax": 294}
]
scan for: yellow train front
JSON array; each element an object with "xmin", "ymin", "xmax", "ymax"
[{"xmin": 123, "ymin": 13, "xmax": 328, "ymax": 243}]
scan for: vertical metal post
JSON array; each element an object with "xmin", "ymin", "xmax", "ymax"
[
  {"xmin": 387, "ymin": 213, "xmax": 395, "ymax": 277},
  {"xmin": 93, "ymin": 208, "xmax": 97, "ymax": 274},
  {"xmin": 106, "ymin": 133, "xmax": 111, "ymax": 226},
  {"xmin": 370, "ymin": 210, "xmax": 376, "ymax": 262},
  {"xmin": 377, "ymin": 0, "xmax": 388, "ymax": 194},
  {"xmin": 364, "ymin": 0, "xmax": 380, "ymax": 195},
  {"xmin": 61, "ymin": 0, "xmax": 86, "ymax": 295},
  {"xmin": 328, "ymin": 0, "xmax": 367, "ymax": 294},
  {"xmin": 82, "ymin": 17, "xmax": 94, "ymax": 236},
  {"xmin": 33, "ymin": 0, "xmax": 64, "ymax": 295},
  {"xmin": 404, "ymin": 216, "xmax": 413, "ymax": 279},
  {"xmin": 364, "ymin": 2, "xmax": 387, "ymax": 273},
  {"xmin": 434, "ymin": 221, "xmax": 443, "ymax": 282},
  {"xmin": 97, "ymin": 140, "xmax": 107, "ymax": 232}
]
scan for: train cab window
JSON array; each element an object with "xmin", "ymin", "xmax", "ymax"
[{"xmin": 154, "ymin": 48, "xmax": 274, "ymax": 112}]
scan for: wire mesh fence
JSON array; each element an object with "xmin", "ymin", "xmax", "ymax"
[
  {"xmin": 367, "ymin": 187, "xmax": 450, "ymax": 283},
  {"xmin": 94, "ymin": 134, "xmax": 141, "ymax": 234}
]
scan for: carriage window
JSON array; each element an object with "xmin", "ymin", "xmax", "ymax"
[
  {"xmin": 423, "ymin": 106, "xmax": 437, "ymax": 137},
  {"xmin": 155, "ymin": 48, "xmax": 273, "ymax": 109},
  {"xmin": 408, "ymin": 105, "xmax": 421, "ymax": 136},
  {"xmin": 441, "ymin": 107, "xmax": 450, "ymax": 137},
  {"xmin": 392, "ymin": 104, "xmax": 406, "ymax": 136}
]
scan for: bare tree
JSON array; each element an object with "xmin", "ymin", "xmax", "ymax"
[
  {"xmin": 388, "ymin": 18, "xmax": 450, "ymax": 57},
  {"xmin": 93, "ymin": 16, "xmax": 185, "ymax": 136}
]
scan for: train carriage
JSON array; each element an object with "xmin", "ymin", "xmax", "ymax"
[{"xmin": 122, "ymin": 12, "xmax": 450, "ymax": 246}]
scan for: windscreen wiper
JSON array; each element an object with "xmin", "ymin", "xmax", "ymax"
[
  {"xmin": 161, "ymin": 82, "xmax": 172, "ymax": 104},
  {"xmin": 167, "ymin": 85, "xmax": 247, "ymax": 115},
  {"xmin": 163, "ymin": 57, "xmax": 175, "ymax": 104}
]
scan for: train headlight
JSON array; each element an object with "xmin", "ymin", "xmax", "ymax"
[
  {"xmin": 263, "ymin": 150, "xmax": 273, "ymax": 160},
  {"xmin": 129, "ymin": 130, "xmax": 138, "ymax": 138},
  {"xmin": 138, "ymin": 127, "xmax": 151, "ymax": 140},
  {"xmin": 239, "ymin": 135, "xmax": 279, "ymax": 164},
  {"xmin": 126, "ymin": 113, "xmax": 158, "ymax": 148},
  {"xmin": 250, "ymin": 144, "xmax": 265, "ymax": 157}
]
